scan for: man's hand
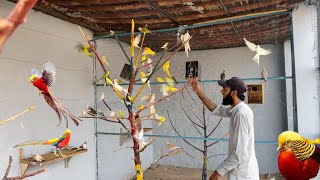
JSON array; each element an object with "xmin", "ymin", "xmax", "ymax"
[
  {"xmin": 189, "ymin": 78, "xmax": 201, "ymax": 94},
  {"xmin": 209, "ymin": 171, "xmax": 221, "ymax": 180}
]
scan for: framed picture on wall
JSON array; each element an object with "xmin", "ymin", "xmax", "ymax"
[{"xmin": 186, "ymin": 61, "xmax": 199, "ymax": 79}]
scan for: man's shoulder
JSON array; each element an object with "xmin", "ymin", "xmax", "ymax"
[{"xmin": 237, "ymin": 103, "xmax": 253, "ymax": 114}]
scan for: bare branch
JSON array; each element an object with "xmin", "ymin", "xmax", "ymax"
[
  {"xmin": 167, "ymin": 111, "xmax": 203, "ymax": 153},
  {"xmin": 7, "ymin": 168, "xmax": 47, "ymax": 180},
  {"xmin": 180, "ymin": 95, "xmax": 204, "ymax": 129},
  {"xmin": 179, "ymin": 96, "xmax": 204, "ymax": 137},
  {"xmin": 2, "ymin": 156, "xmax": 12, "ymax": 180},
  {"xmin": 207, "ymin": 117, "xmax": 223, "ymax": 138},
  {"xmin": 181, "ymin": 91, "xmax": 204, "ymax": 126}
]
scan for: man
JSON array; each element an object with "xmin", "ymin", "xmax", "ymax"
[{"xmin": 190, "ymin": 77, "xmax": 259, "ymax": 180}]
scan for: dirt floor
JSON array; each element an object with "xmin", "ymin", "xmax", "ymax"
[{"xmin": 144, "ymin": 164, "xmax": 285, "ymax": 180}]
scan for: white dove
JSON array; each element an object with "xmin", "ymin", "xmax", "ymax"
[
  {"xmin": 243, "ymin": 37, "xmax": 272, "ymax": 66},
  {"xmin": 181, "ymin": 31, "xmax": 191, "ymax": 57}
]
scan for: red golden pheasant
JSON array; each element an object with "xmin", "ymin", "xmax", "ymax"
[
  {"xmin": 13, "ymin": 129, "xmax": 72, "ymax": 157},
  {"xmin": 277, "ymin": 131, "xmax": 320, "ymax": 180},
  {"xmin": 29, "ymin": 62, "xmax": 81, "ymax": 126}
]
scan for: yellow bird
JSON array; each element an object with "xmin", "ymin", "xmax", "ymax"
[{"xmin": 76, "ymin": 43, "xmax": 93, "ymax": 58}]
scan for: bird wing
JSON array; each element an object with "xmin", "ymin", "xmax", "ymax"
[
  {"xmin": 291, "ymin": 140, "xmax": 315, "ymax": 161},
  {"xmin": 260, "ymin": 48, "xmax": 272, "ymax": 56},
  {"xmin": 243, "ymin": 38, "xmax": 257, "ymax": 52},
  {"xmin": 31, "ymin": 68, "xmax": 42, "ymax": 78},
  {"xmin": 42, "ymin": 61, "xmax": 56, "ymax": 87},
  {"xmin": 47, "ymin": 137, "xmax": 60, "ymax": 145}
]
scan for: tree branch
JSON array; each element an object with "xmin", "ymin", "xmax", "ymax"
[
  {"xmin": 207, "ymin": 117, "xmax": 223, "ymax": 138},
  {"xmin": 137, "ymin": 83, "xmax": 190, "ymax": 114},
  {"xmin": 167, "ymin": 111, "xmax": 203, "ymax": 153},
  {"xmin": 7, "ymin": 168, "xmax": 47, "ymax": 180},
  {"xmin": 0, "ymin": 0, "xmax": 38, "ymax": 51},
  {"xmin": 2, "ymin": 156, "xmax": 12, "ymax": 180}
]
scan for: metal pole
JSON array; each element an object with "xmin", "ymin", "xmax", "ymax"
[
  {"xmin": 289, "ymin": 12, "xmax": 298, "ymax": 132},
  {"xmin": 92, "ymin": 40, "xmax": 99, "ymax": 180}
]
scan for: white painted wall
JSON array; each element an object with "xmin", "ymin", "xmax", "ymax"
[
  {"xmin": 292, "ymin": 5, "xmax": 320, "ymax": 139},
  {"xmin": 95, "ymin": 39, "xmax": 154, "ymax": 180},
  {"xmin": 0, "ymin": 1, "xmax": 95, "ymax": 179},
  {"xmin": 152, "ymin": 43, "xmax": 288, "ymax": 174}
]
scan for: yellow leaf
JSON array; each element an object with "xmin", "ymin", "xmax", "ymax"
[
  {"xmin": 130, "ymin": 19, "xmax": 135, "ymax": 58},
  {"xmin": 157, "ymin": 77, "xmax": 164, "ymax": 82},
  {"xmin": 119, "ymin": 110, "xmax": 124, "ymax": 118},
  {"xmin": 142, "ymin": 55, "xmax": 147, "ymax": 62},
  {"xmin": 166, "ymin": 87, "xmax": 177, "ymax": 92},
  {"xmin": 138, "ymin": 105, "xmax": 145, "ymax": 110},
  {"xmin": 158, "ymin": 116, "xmax": 166, "ymax": 125},
  {"xmin": 143, "ymin": 47, "xmax": 155, "ymax": 56},
  {"xmin": 162, "ymin": 61, "xmax": 172, "ymax": 77},
  {"xmin": 140, "ymin": 72, "xmax": 146, "ymax": 78},
  {"xmin": 165, "ymin": 77, "xmax": 174, "ymax": 87},
  {"xmin": 127, "ymin": 96, "xmax": 134, "ymax": 103}
]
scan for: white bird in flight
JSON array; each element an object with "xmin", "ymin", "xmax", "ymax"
[{"xmin": 243, "ymin": 37, "xmax": 272, "ymax": 66}]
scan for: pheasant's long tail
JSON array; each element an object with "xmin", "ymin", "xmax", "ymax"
[{"xmin": 13, "ymin": 140, "xmax": 48, "ymax": 148}]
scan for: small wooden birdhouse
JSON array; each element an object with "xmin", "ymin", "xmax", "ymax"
[{"xmin": 247, "ymin": 84, "xmax": 264, "ymax": 104}]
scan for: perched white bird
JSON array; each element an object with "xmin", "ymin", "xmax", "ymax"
[
  {"xmin": 113, "ymin": 79, "xmax": 128, "ymax": 96},
  {"xmin": 181, "ymin": 31, "xmax": 191, "ymax": 57},
  {"xmin": 161, "ymin": 42, "xmax": 169, "ymax": 49},
  {"xmin": 243, "ymin": 37, "xmax": 272, "ymax": 65},
  {"xmin": 133, "ymin": 34, "xmax": 141, "ymax": 48}
]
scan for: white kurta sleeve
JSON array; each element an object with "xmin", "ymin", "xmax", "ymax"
[
  {"xmin": 216, "ymin": 113, "xmax": 249, "ymax": 176},
  {"xmin": 212, "ymin": 105, "xmax": 232, "ymax": 117}
]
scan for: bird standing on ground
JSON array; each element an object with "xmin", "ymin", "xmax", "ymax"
[
  {"xmin": 29, "ymin": 62, "xmax": 82, "ymax": 126},
  {"xmin": 14, "ymin": 129, "xmax": 72, "ymax": 157},
  {"xmin": 243, "ymin": 37, "xmax": 272, "ymax": 66},
  {"xmin": 277, "ymin": 131, "xmax": 320, "ymax": 180}
]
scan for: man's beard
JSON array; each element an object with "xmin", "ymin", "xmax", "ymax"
[{"xmin": 222, "ymin": 92, "xmax": 234, "ymax": 105}]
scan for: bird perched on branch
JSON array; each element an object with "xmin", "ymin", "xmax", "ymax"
[
  {"xmin": 13, "ymin": 129, "xmax": 72, "ymax": 157},
  {"xmin": 243, "ymin": 37, "xmax": 272, "ymax": 66},
  {"xmin": 29, "ymin": 62, "xmax": 82, "ymax": 126},
  {"xmin": 277, "ymin": 131, "xmax": 320, "ymax": 180}
]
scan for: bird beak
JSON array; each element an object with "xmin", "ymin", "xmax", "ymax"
[{"xmin": 277, "ymin": 145, "xmax": 283, "ymax": 151}]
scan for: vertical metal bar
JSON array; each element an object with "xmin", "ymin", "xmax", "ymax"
[
  {"xmin": 92, "ymin": 40, "xmax": 99, "ymax": 180},
  {"xmin": 289, "ymin": 12, "xmax": 298, "ymax": 132}
]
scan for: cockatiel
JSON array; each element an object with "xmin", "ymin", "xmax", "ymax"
[
  {"xmin": 277, "ymin": 131, "xmax": 320, "ymax": 180},
  {"xmin": 177, "ymin": 25, "xmax": 187, "ymax": 43},
  {"xmin": 220, "ymin": 69, "xmax": 226, "ymax": 81},
  {"xmin": 29, "ymin": 62, "xmax": 82, "ymax": 126},
  {"xmin": 14, "ymin": 129, "xmax": 72, "ymax": 157},
  {"xmin": 243, "ymin": 37, "xmax": 272, "ymax": 66},
  {"xmin": 261, "ymin": 67, "xmax": 267, "ymax": 86}
]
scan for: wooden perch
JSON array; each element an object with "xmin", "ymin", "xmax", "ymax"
[
  {"xmin": 19, "ymin": 148, "xmax": 87, "ymax": 177},
  {"xmin": 0, "ymin": 0, "xmax": 38, "ymax": 51}
]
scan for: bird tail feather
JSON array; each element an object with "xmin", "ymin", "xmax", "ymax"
[
  {"xmin": 51, "ymin": 95, "xmax": 82, "ymax": 126},
  {"xmin": 13, "ymin": 140, "xmax": 48, "ymax": 148}
]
